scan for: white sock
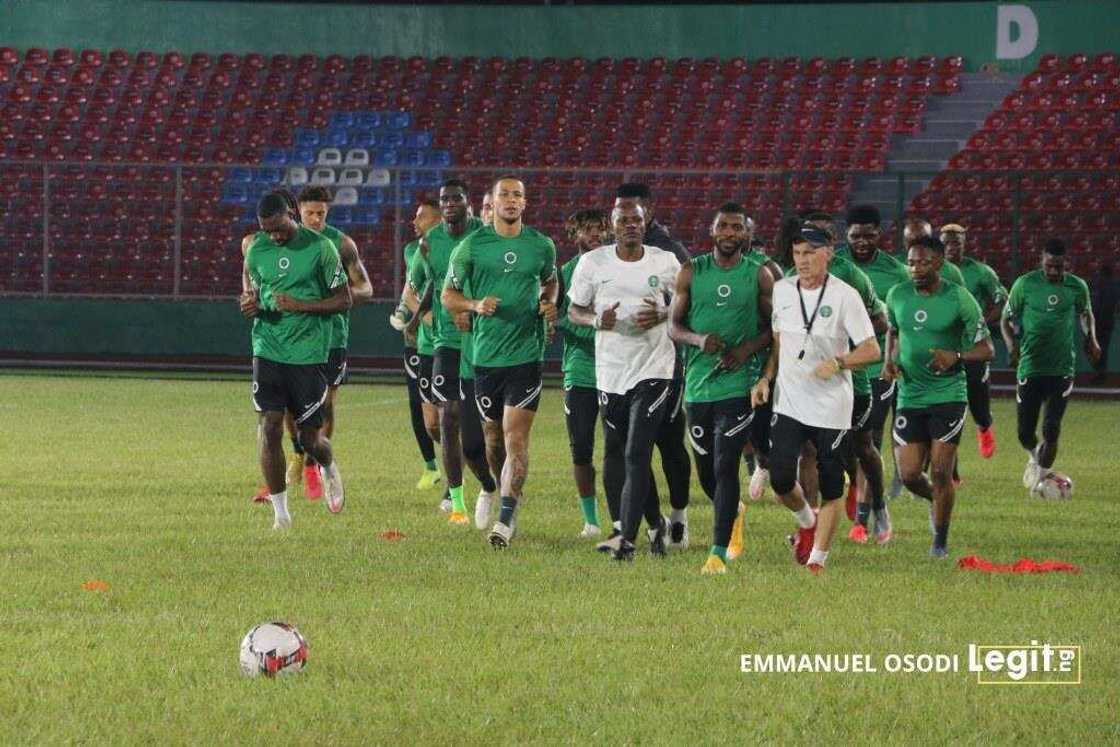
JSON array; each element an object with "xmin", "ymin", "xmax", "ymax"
[
  {"xmin": 271, "ymin": 491, "xmax": 290, "ymax": 520},
  {"xmin": 613, "ymin": 520, "xmax": 622, "ymax": 532},
  {"xmin": 793, "ymin": 504, "xmax": 816, "ymax": 529},
  {"xmin": 670, "ymin": 508, "xmax": 687, "ymax": 524},
  {"xmin": 808, "ymin": 548, "xmax": 829, "ymax": 566}
]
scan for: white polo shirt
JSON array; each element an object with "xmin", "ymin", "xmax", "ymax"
[
  {"xmin": 771, "ymin": 273, "xmax": 876, "ymax": 430},
  {"xmin": 567, "ymin": 243, "xmax": 681, "ymax": 395}
]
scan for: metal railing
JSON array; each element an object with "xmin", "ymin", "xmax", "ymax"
[{"xmin": 1, "ymin": 161, "xmax": 1116, "ymax": 300}]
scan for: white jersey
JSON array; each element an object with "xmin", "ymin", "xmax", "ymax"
[
  {"xmin": 567, "ymin": 243, "xmax": 681, "ymax": 395},
  {"xmin": 771, "ymin": 273, "xmax": 876, "ymax": 430}
]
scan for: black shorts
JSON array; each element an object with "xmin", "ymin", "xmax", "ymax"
[
  {"xmin": 326, "ymin": 347, "xmax": 348, "ymax": 388},
  {"xmin": 564, "ymin": 384, "xmax": 599, "ymax": 466},
  {"xmin": 868, "ymin": 378, "xmax": 897, "ymax": 435},
  {"xmin": 404, "ymin": 347, "xmax": 421, "ymax": 383},
  {"xmin": 415, "ymin": 353, "xmax": 434, "ymax": 404},
  {"xmin": 251, "ymin": 356, "xmax": 328, "ymax": 429},
  {"xmin": 474, "ymin": 361, "xmax": 542, "ymax": 422},
  {"xmin": 851, "ymin": 393, "xmax": 873, "ymax": 433},
  {"xmin": 893, "ymin": 403, "xmax": 968, "ymax": 446},
  {"xmin": 768, "ymin": 412, "xmax": 851, "ymax": 501},
  {"xmin": 1016, "ymin": 375, "xmax": 1074, "ymax": 437},
  {"xmin": 685, "ymin": 398, "xmax": 754, "ymax": 455},
  {"xmin": 965, "ymin": 360, "xmax": 991, "ymax": 387},
  {"xmin": 432, "ymin": 347, "xmax": 461, "ymax": 405},
  {"xmin": 749, "ymin": 395, "xmax": 772, "ymax": 457}
]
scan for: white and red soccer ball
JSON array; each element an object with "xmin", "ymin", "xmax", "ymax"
[
  {"xmin": 1032, "ymin": 471, "xmax": 1074, "ymax": 501},
  {"xmin": 239, "ymin": 622, "xmax": 308, "ymax": 677}
]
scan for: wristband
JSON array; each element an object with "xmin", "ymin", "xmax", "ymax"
[{"xmin": 834, "ymin": 356, "xmax": 845, "ymax": 371}]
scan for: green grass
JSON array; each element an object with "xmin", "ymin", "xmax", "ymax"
[{"xmin": 1, "ymin": 373, "xmax": 1117, "ymax": 743}]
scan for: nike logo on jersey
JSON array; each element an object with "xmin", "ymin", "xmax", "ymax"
[{"xmin": 716, "ymin": 302, "xmax": 728, "ymax": 307}]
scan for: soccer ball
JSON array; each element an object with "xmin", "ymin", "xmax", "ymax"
[
  {"xmin": 239, "ymin": 622, "xmax": 308, "ymax": 677},
  {"xmin": 1031, "ymin": 471, "xmax": 1073, "ymax": 500}
]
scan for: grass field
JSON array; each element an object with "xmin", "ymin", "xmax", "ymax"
[{"xmin": 1, "ymin": 371, "xmax": 1117, "ymax": 743}]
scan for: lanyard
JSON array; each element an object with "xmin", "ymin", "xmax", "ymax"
[{"xmin": 796, "ymin": 274, "xmax": 829, "ymax": 360}]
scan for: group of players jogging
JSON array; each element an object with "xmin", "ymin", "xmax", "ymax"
[{"xmin": 239, "ymin": 176, "xmax": 1102, "ymax": 574}]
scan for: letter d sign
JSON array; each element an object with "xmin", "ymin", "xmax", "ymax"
[{"xmin": 997, "ymin": 4, "xmax": 1039, "ymax": 60}]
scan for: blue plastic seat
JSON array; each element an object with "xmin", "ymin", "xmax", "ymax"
[
  {"xmin": 405, "ymin": 131, "xmax": 432, "ymax": 148},
  {"xmin": 373, "ymin": 148, "xmax": 399, "ymax": 167},
  {"xmin": 354, "ymin": 112, "xmax": 381, "ymax": 129}
]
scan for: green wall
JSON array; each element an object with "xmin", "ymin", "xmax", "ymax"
[
  {"xmin": 6, "ymin": 0, "xmax": 1119, "ymax": 73},
  {"xmin": 2, "ymin": 298, "xmax": 1112, "ymax": 373}
]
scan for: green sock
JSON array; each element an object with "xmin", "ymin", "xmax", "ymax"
[
  {"xmin": 579, "ymin": 496, "xmax": 599, "ymax": 525},
  {"xmin": 450, "ymin": 485, "xmax": 466, "ymax": 513},
  {"xmin": 710, "ymin": 545, "xmax": 728, "ymax": 562},
  {"xmin": 424, "ymin": 459, "xmax": 438, "ymax": 472}
]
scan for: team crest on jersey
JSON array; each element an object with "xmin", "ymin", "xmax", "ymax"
[
  {"xmin": 819, "ymin": 305, "xmax": 832, "ymax": 318},
  {"xmin": 1047, "ymin": 294, "xmax": 1059, "ymax": 306},
  {"xmin": 504, "ymin": 251, "xmax": 517, "ymax": 265},
  {"xmin": 278, "ymin": 257, "xmax": 290, "ymax": 270},
  {"xmin": 648, "ymin": 275, "xmax": 660, "ymax": 288},
  {"xmin": 717, "ymin": 284, "xmax": 731, "ymax": 298},
  {"xmin": 914, "ymin": 309, "xmax": 928, "ymax": 323}
]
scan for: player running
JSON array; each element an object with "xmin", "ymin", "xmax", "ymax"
[
  {"xmin": 442, "ymin": 176, "xmax": 558, "ymax": 548},
  {"xmin": 1000, "ymin": 239, "xmax": 1101, "ymax": 495},
  {"xmin": 751, "ymin": 224, "xmax": 879, "ymax": 574},
  {"xmin": 940, "ymin": 223, "xmax": 1007, "ymax": 462},
  {"xmin": 239, "ymin": 193, "xmax": 350, "ymax": 529},
  {"xmin": 409, "ymin": 179, "xmax": 497, "ymax": 526},
  {"xmin": 883, "ymin": 236, "xmax": 993, "ymax": 558},
  {"xmin": 556, "ymin": 209, "xmax": 610, "ymax": 538},
  {"xmin": 567, "ymin": 202, "xmax": 681, "ymax": 560},
  {"xmin": 669, "ymin": 203, "xmax": 774, "ymax": 574},
  {"xmin": 399, "ymin": 199, "xmax": 444, "ymax": 491}
]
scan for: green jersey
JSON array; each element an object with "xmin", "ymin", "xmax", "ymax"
[
  {"xmin": 403, "ymin": 238, "xmax": 434, "ymax": 356},
  {"xmin": 445, "ymin": 224, "xmax": 557, "ymax": 369},
  {"xmin": 1003, "ymin": 269, "xmax": 1090, "ymax": 378},
  {"xmin": 557, "ymin": 254, "xmax": 596, "ymax": 389},
  {"xmin": 684, "ymin": 253, "xmax": 764, "ymax": 403},
  {"xmin": 319, "ymin": 224, "xmax": 350, "ymax": 350},
  {"xmin": 409, "ymin": 217, "xmax": 484, "ymax": 351},
  {"xmin": 886, "ymin": 280, "xmax": 988, "ymax": 408},
  {"xmin": 941, "ymin": 259, "xmax": 966, "ymax": 286},
  {"xmin": 786, "ymin": 255, "xmax": 881, "ymax": 396},
  {"xmin": 246, "ymin": 226, "xmax": 346, "ymax": 365},
  {"xmin": 835, "ymin": 247, "xmax": 910, "ymax": 379},
  {"xmin": 957, "ymin": 256, "xmax": 1008, "ymax": 314}
]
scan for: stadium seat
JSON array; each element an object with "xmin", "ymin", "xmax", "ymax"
[
  {"xmin": 309, "ymin": 167, "xmax": 336, "ymax": 186},
  {"xmin": 333, "ymin": 186, "xmax": 359, "ymax": 206},
  {"xmin": 344, "ymin": 148, "xmax": 370, "ymax": 167},
  {"xmin": 365, "ymin": 169, "xmax": 391, "ymax": 188},
  {"xmin": 287, "ymin": 167, "xmax": 309, "ymax": 187},
  {"xmin": 317, "ymin": 148, "xmax": 342, "ymax": 166},
  {"xmin": 337, "ymin": 167, "xmax": 364, "ymax": 186}
]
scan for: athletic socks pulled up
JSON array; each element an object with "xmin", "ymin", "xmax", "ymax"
[
  {"xmin": 579, "ymin": 496, "xmax": 599, "ymax": 526},
  {"xmin": 449, "ymin": 485, "xmax": 466, "ymax": 514},
  {"xmin": 793, "ymin": 504, "xmax": 816, "ymax": 529},
  {"xmin": 498, "ymin": 496, "xmax": 518, "ymax": 527}
]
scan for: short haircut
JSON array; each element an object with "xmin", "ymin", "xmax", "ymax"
[
  {"xmin": 911, "ymin": 235, "xmax": 946, "ymax": 254},
  {"xmin": 715, "ymin": 201, "xmax": 748, "ymax": 218},
  {"xmin": 1043, "ymin": 238, "xmax": 1067, "ymax": 256},
  {"xmin": 616, "ymin": 182, "xmax": 652, "ymax": 200},
  {"xmin": 257, "ymin": 192, "xmax": 292, "ymax": 220},
  {"xmin": 269, "ymin": 188, "xmax": 299, "ymax": 215},
  {"xmin": 846, "ymin": 204, "xmax": 881, "ymax": 227},
  {"xmin": 491, "ymin": 174, "xmax": 523, "ymax": 194},
  {"xmin": 440, "ymin": 177, "xmax": 469, "ymax": 193},
  {"xmin": 565, "ymin": 208, "xmax": 609, "ymax": 241},
  {"xmin": 297, "ymin": 185, "xmax": 332, "ymax": 204},
  {"xmin": 418, "ymin": 198, "xmax": 439, "ymax": 210},
  {"xmin": 798, "ymin": 208, "xmax": 833, "ymax": 223}
]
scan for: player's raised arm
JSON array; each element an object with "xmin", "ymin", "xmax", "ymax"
[{"xmin": 339, "ymin": 235, "xmax": 372, "ymax": 303}]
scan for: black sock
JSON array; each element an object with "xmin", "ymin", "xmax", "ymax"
[
  {"xmin": 934, "ymin": 523, "xmax": 949, "ymax": 549},
  {"xmin": 480, "ymin": 474, "xmax": 497, "ymax": 493},
  {"xmin": 856, "ymin": 503, "xmax": 871, "ymax": 527},
  {"xmin": 498, "ymin": 496, "xmax": 517, "ymax": 526},
  {"xmin": 290, "ymin": 436, "xmax": 305, "ymax": 455},
  {"xmin": 744, "ymin": 453, "xmax": 756, "ymax": 475}
]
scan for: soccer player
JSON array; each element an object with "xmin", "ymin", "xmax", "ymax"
[
  {"xmin": 904, "ymin": 218, "xmax": 966, "ymax": 286},
  {"xmin": 669, "ymin": 203, "xmax": 773, "ymax": 574},
  {"xmin": 239, "ymin": 193, "xmax": 350, "ymax": 528},
  {"xmin": 613, "ymin": 183, "xmax": 692, "ymax": 545},
  {"xmin": 556, "ymin": 209, "xmax": 610, "ymax": 538},
  {"xmin": 940, "ymin": 223, "xmax": 1007, "ymax": 462},
  {"xmin": 567, "ymin": 202, "xmax": 681, "ymax": 560},
  {"xmin": 883, "ymin": 236, "xmax": 993, "ymax": 558},
  {"xmin": 296, "ymin": 186, "xmax": 373, "ymax": 473},
  {"xmin": 410, "ymin": 179, "xmax": 497, "ymax": 526},
  {"xmin": 1001, "ymin": 239, "xmax": 1101, "ymax": 494},
  {"xmin": 400, "ymin": 199, "xmax": 443, "ymax": 490},
  {"xmin": 837, "ymin": 205, "xmax": 909, "ymax": 540},
  {"xmin": 442, "ymin": 176, "xmax": 558, "ymax": 549},
  {"xmin": 751, "ymin": 224, "xmax": 879, "ymax": 574}
]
